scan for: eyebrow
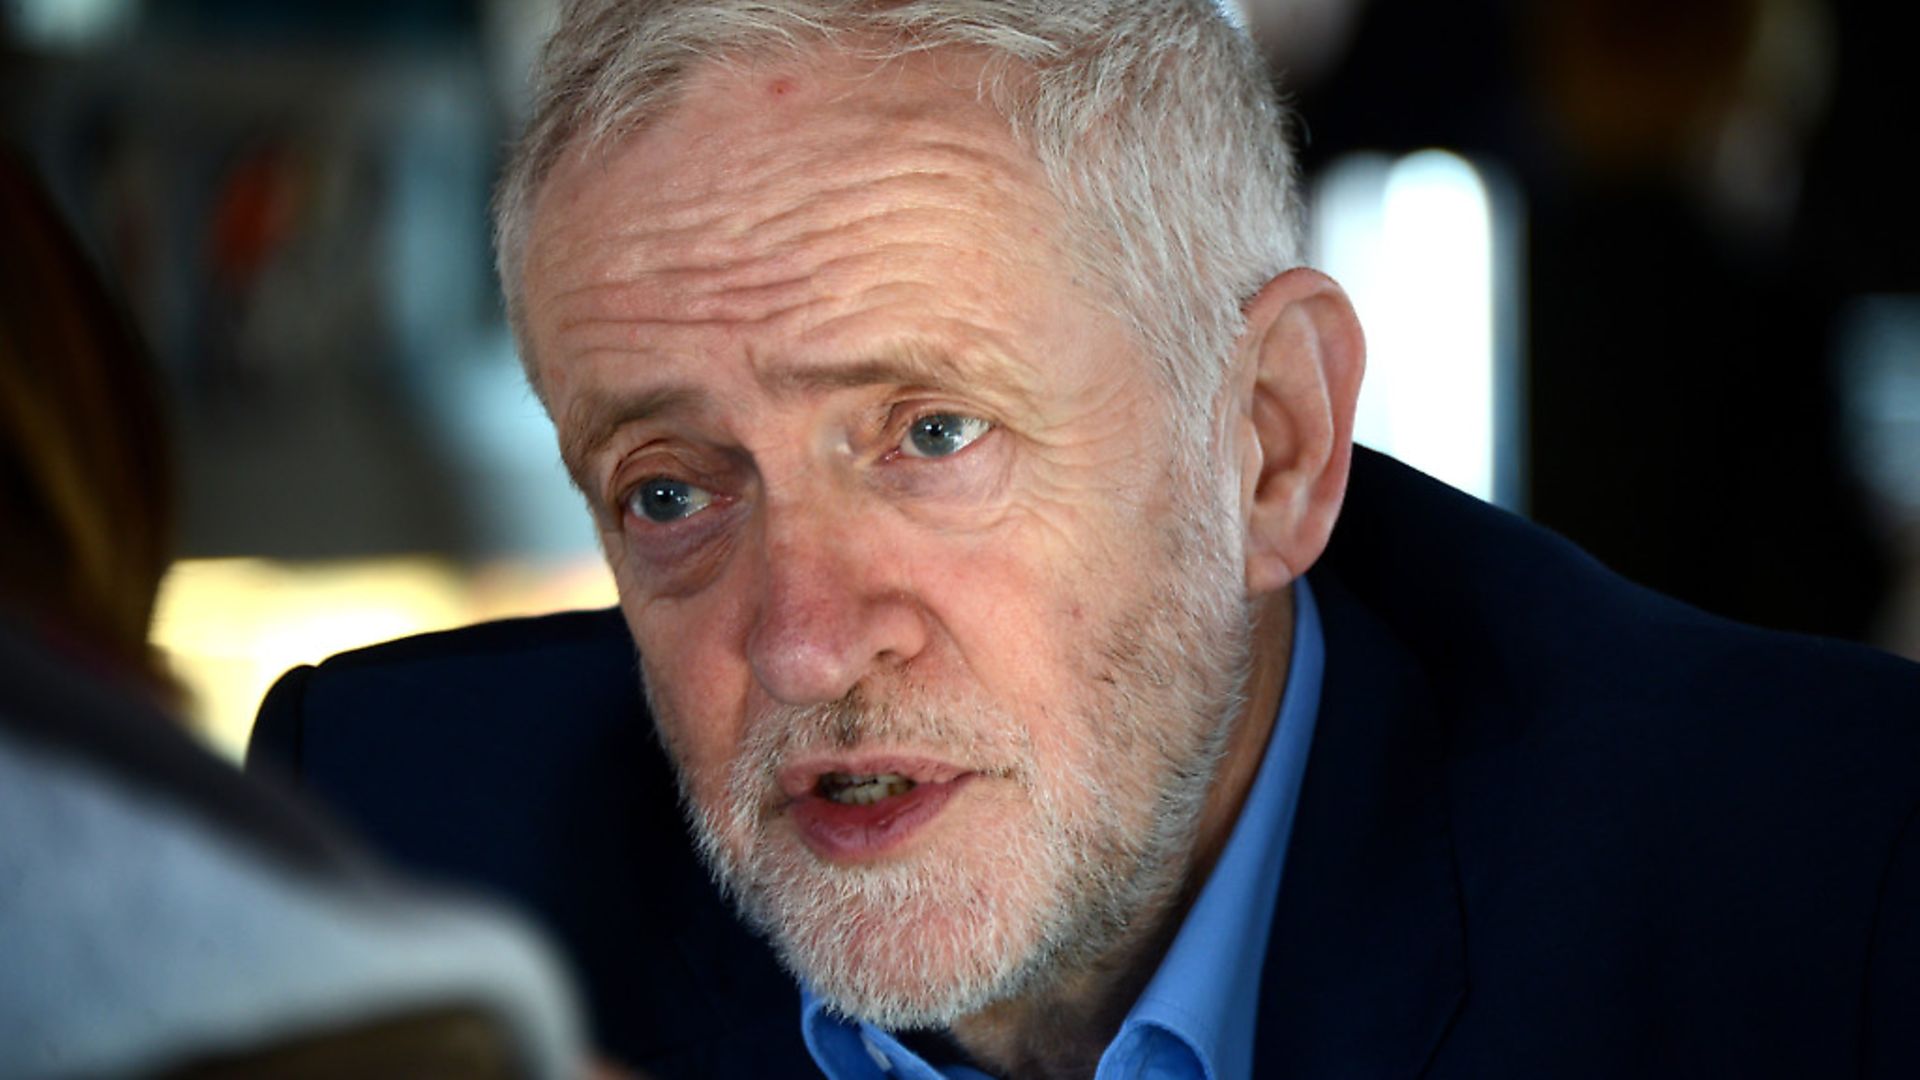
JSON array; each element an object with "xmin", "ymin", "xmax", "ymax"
[
  {"xmin": 762, "ymin": 343, "xmax": 1028, "ymax": 401},
  {"xmin": 558, "ymin": 383, "xmax": 703, "ymax": 491},
  {"xmin": 557, "ymin": 343, "xmax": 1034, "ymax": 488}
]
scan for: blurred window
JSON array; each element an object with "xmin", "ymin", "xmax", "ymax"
[
  {"xmin": 1312, "ymin": 150, "xmax": 1525, "ymax": 509},
  {"xmin": 6, "ymin": 0, "xmax": 139, "ymax": 49}
]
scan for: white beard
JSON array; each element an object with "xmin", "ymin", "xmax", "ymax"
[{"xmin": 652, "ymin": 474, "xmax": 1255, "ymax": 1029}]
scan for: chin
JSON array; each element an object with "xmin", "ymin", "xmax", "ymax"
[{"xmin": 720, "ymin": 808, "xmax": 1070, "ymax": 1028}]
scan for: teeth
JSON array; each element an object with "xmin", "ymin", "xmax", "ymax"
[{"xmin": 820, "ymin": 772, "xmax": 915, "ymax": 806}]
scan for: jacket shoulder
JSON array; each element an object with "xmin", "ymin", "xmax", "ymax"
[
  {"xmin": 245, "ymin": 609, "xmax": 808, "ymax": 1076},
  {"xmin": 313, "ymin": 607, "xmax": 636, "ymax": 670},
  {"xmin": 1326, "ymin": 447, "xmax": 1920, "ymax": 736},
  {"xmin": 1317, "ymin": 450, "xmax": 1920, "ymax": 1076}
]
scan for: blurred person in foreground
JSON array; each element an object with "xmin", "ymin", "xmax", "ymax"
[
  {"xmin": 254, "ymin": 2, "xmax": 1920, "ymax": 1077},
  {"xmin": 0, "ymin": 147, "xmax": 587, "ymax": 1079}
]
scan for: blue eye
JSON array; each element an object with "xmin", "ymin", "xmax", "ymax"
[
  {"xmin": 901, "ymin": 413, "xmax": 991, "ymax": 459},
  {"xmin": 627, "ymin": 479, "xmax": 713, "ymax": 523}
]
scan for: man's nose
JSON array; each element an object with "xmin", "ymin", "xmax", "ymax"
[{"xmin": 744, "ymin": 502, "xmax": 929, "ymax": 706}]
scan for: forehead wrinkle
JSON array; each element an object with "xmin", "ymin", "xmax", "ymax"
[
  {"xmin": 563, "ymin": 171, "xmax": 1040, "ymax": 304},
  {"xmin": 745, "ymin": 179, "xmax": 1030, "ymax": 271},
  {"xmin": 537, "ymin": 148, "xmax": 1031, "ymax": 292},
  {"xmin": 573, "ymin": 120, "xmax": 1027, "ymax": 249},
  {"xmin": 735, "ymin": 144, "xmax": 1050, "ymax": 242},
  {"xmin": 753, "ymin": 340, "xmax": 1037, "ymax": 414},
  {"xmin": 546, "ymin": 231, "xmax": 1011, "ymax": 350}
]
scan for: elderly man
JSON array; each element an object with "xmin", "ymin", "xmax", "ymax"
[{"xmin": 252, "ymin": 2, "xmax": 1920, "ymax": 1077}]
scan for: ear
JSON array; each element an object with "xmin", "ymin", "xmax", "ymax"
[{"xmin": 1232, "ymin": 267, "xmax": 1365, "ymax": 594}]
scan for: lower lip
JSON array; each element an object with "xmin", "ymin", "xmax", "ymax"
[{"xmin": 787, "ymin": 776, "xmax": 973, "ymax": 863}]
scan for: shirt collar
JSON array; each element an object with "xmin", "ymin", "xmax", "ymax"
[
  {"xmin": 1099, "ymin": 577, "xmax": 1324, "ymax": 1078},
  {"xmin": 803, "ymin": 579, "xmax": 1326, "ymax": 1080}
]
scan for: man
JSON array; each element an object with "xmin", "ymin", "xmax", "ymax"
[{"xmin": 252, "ymin": 2, "xmax": 1920, "ymax": 1077}]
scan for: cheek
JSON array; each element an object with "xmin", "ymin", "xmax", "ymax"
[
  {"xmin": 927, "ymin": 525, "xmax": 1129, "ymax": 735},
  {"xmin": 623, "ymin": 590, "xmax": 751, "ymax": 791}
]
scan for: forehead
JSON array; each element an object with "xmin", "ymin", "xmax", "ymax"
[
  {"xmin": 523, "ymin": 44, "xmax": 1067, "ymax": 337},
  {"xmin": 538, "ymin": 38, "xmax": 1037, "ymax": 189},
  {"xmin": 517, "ymin": 41, "xmax": 1153, "ymax": 467}
]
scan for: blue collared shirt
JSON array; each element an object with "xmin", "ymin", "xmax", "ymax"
[{"xmin": 802, "ymin": 580, "xmax": 1326, "ymax": 1080}]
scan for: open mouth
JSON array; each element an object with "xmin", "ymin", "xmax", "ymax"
[
  {"xmin": 817, "ymin": 772, "xmax": 917, "ymax": 806},
  {"xmin": 780, "ymin": 759, "xmax": 974, "ymax": 861}
]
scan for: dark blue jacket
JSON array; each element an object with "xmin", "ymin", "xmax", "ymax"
[{"xmin": 250, "ymin": 449, "xmax": 1920, "ymax": 1077}]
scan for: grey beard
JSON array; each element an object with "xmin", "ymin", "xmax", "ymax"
[{"xmin": 650, "ymin": 477, "xmax": 1255, "ymax": 1030}]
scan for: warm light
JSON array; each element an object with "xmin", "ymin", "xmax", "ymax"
[{"xmin": 150, "ymin": 557, "xmax": 617, "ymax": 761}]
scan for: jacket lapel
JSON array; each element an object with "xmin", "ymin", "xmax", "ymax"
[{"xmin": 1254, "ymin": 570, "xmax": 1467, "ymax": 1077}]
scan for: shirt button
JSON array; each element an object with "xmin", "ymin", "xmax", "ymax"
[{"xmin": 861, "ymin": 1033, "xmax": 894, "ymax": 1074}]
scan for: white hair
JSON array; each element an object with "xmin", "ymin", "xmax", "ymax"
[{"xmin": 493, "ymin": 0, "xmax": 1302, "ymax": 443}]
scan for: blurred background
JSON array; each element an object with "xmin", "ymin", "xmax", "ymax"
[{"xmin": 3, "ymin": 0, "xmax": 1916, "ymax": 758}]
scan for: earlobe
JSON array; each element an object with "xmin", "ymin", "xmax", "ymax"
[{"xmin": 1236, "ymin": 268, "xmax": 1366, "ymax": 594}]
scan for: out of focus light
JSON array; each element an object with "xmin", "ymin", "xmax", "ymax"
[
  {"xmin": 1839, "ymin": 295, "xmax": 1920, "ymax": 522},
  {"xmin": 5, "ymin": 0, "xmax": 138, "ymax": 48},
  {"xmin": 1312, "ymin": 150, "xmax": 1523, "ymax": 508},
  {"xmin": 1838, "ymin": 294, "xmax": 1920, "ymax": 660},
  {"xmin": 151, "ymin": 557, "xmax": 617, "ymax": 761}
]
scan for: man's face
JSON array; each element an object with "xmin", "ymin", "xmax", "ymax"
[{"xmin": 525, "ymin": 49, "xmax": 1254, "ymax": 1025}]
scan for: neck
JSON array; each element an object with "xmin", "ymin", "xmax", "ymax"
[{"xmin": 945, "ymin": 588, "xmax": 1297, "ymax": 1079}]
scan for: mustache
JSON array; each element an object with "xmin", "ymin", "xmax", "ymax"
[
  {"xmin": 768, "ymin": 687, "xmax": 882, "ymax": 753},
  {"xmin": 739, "ymin": 683, "xmax": 1033, "ymax": 786}
]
